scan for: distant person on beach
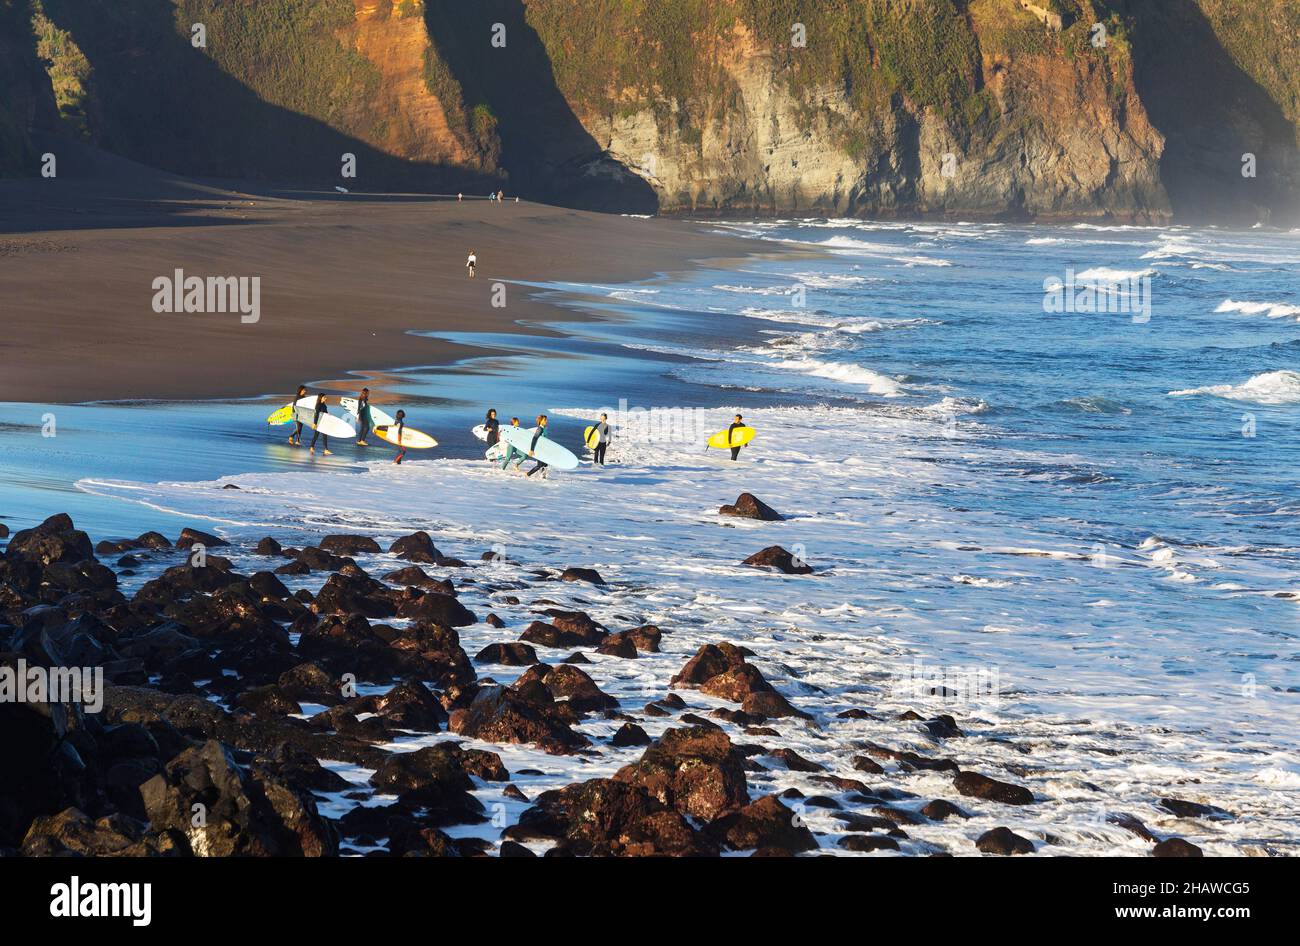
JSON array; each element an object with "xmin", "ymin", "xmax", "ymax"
[
  {"xmin": 497, "ymin": 190, "xmax": 504, "ymax": 202},
  {"xmin": 466, "ymin": 251, "xmax": 477, "ymax": 278},
  {"xmin": 289, "ymin": 384, "xmax": 308, "ymax": 446},
  {"xmin": 392, "ymin": 409, "xmax": 408, "ymax": 464},
  {"xmin": 499, "ymin": 416, "xmax": 524, "ymax": 472},
  {"xmin": 728, "ymin": 413, "xmax": 745, "ymax": 461},
  {"xmin": 457, "ymin": 192, "xmax": 463, "ymax": 202},
  {"xmin": 355, "ymin": 387, "xmax": 373, "ymax": 446},
  {"xmin": 525, "ymin": 414, "xmax": 550, "ymax": 478},
  {"xmin": 593, "ymin": 412, "xmax": 611, "ymax": 465},
  {"xmin": 484, "ymin": 408, "xmax": 500, "ymax": 446},
  {"xmin": 309, "ymin": 395, "xmax": 332, "ymax": 456}
]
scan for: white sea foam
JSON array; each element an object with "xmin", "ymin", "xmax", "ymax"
[
  {"xmin": 1169, "ymin": 370, "xmax": 1300, "ymax": 405},
  {"xmin": 1074, "ymin": 266, "xmax": 1157, "ymax": 283},
  {"xmin": 1215, "ymin": 299, "xmax": 1300, "ymax": 320},
  {"xmin": 769, "ymin": 358, "xmax": 905, "ymax": 395},
  {"xmin": 74, "ymin": 401, "xmax": 1300, "ymax": 854}
]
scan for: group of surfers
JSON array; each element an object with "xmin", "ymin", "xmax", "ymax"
[{"xmin": 285, "ymin": 386, "xmax": 747, "ymax": 468}]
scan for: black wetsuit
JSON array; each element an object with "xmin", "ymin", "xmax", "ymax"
[
  {"xmin": 593, "ymin": 420, "xmax": 610, "ymax": 465},
  {"xmin": 356, "ymin": 397, "xmax": 372, "ymax": 443},
  {"xmin": 728, "ymin": 422, "xmax": 744, "ymax": 460},
  {"xmin": 525, "ymin": 426, "xmax": 549, "ymax": 477},
  {"xmin": 310, "ymin": 403, "xmax": 329, "ymax": 450},
  {"xmin": 485, "ymin": 416, "xmax": 500, "ymax": 446},
  {"xmin": 393, "ymin": 420, "xmax": 406, "ymax": 463}
]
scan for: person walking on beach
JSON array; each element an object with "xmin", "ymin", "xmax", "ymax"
[
  {"xmin": 309, "ymin": 395, "xmax": 333, "ymax": 456},
  {"xmin": 483, "ymin": 408, "xmax": 500, "ymax": 447},
  {"xmin": 466, "ymin": 250, "xmax": 477, "ymax": 278},
  {"xmin": 391, "ymin": 409, "xmax": 408, "ymax": 464},
  {"xmin": 499, "ymin": 416, "xmax": 524, "ymax": 472},
  {"xmin": 592, "ymin": 412, "xmax": 611, "ymax": 466},
  {"xmin": 525, "ymin": 414, "xmax": 550, "ymax": 478},
  {"xmin": 497, "ymin": 190, "xmax": 504, "ymax": 203},
  {"xmin": 289, "ymin": 384, "xmax": 308, "ymax": 446},
  {"xmin": 457, "ymin": 192, "xmax": 463, "ymax": 202},
  {"xmin": 728, "ymin": 413, "xmax": 746, "ymax": 461},
  {"xmin": 355, "ymin": 387, "xmax": 373, "ymax": 446}
]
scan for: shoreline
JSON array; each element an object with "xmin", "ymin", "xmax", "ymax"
[{"xmin": 0, "ymin": 174, "xmax": 768, "ymax": 404}]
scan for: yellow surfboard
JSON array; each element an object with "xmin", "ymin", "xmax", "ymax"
[
  {"xmin": 583, "ymin": 425, "xmax": 600, "ymax": 449},
  {"xmin": 374, "ymin": 425, "xmax": 437, "ymax": 449},
  {"xmin": 707, "ymin": 426, "xmax": 756, "ymax": 450},
  {"xmin": 267, "ymin": 404, "xmax": 294, "ymax": 425}
]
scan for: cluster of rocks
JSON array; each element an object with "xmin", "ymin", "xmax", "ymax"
[{"xmin": 0, "ymin": 508, "xmax": 1214, "ymax": 857}]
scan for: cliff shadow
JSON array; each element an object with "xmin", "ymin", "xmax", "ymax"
[
  {"xmin": 424, "ymin": 0, "xmax": 657, "ymax": 213},
  {"xmin": 1111, "ymin": 0, "xmax": 1300, "ymax": 226},
  {"xmin": 34, "ymin": 0, "xmax": 500, "ymax": 199}
]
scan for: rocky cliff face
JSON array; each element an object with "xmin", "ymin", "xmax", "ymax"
[{"xmin": 2, "ymin": 0, "xmax": 1296, "ymax": 224}]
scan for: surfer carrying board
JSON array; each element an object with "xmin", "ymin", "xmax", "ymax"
[
  {"xmin": 355, "ymin": 387, "xmax": 373, "ymax": 446},
  {"xmin": 728, "ymin": 414, "xmax": 745, "ymax": 461},
  {"xmin": 483, "ymin": 408, "xmax": 500, "ymax": 447},
  {"xmin": 466, "ymin": 251, "xmax": 477, "ymax": 278},
  {"xmin": 593, "ymin": 413, "xmax": 612, "ymax": 465},
  {"xmin": 499, "ymin": 417, "xmax": 524, "ymax": 472},
  {"xmin": 289, "ymin": 385, "xmax": 308, "ymax": 446},
  {"xmin": 309, "ymin": 395, "xmax": 334, "ymax": 456},
  {"xmin": 391, "ymin": 409, "xmax": 408, "ymax": 464},
  {"xmin": 525, "ymin": 414, "xmax": 551, "ymax": 478}
]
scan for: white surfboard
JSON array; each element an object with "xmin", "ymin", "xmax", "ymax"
[
  {"xmin": 293, "ymin": 397, "xmax": 356, "ymax": 439},
  {"xmin": 498, "ymin": 425, "xmax": 579, "ymax": 471},
  {"xmin": 472, "ymin": 424, "xmax": 491, "ymax": 442},
  {"xmin": 339, "ymin": 397, "xmax": 397, "ymax": 428}
]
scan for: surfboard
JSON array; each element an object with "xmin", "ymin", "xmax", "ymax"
[
  {"xmin": 471, "ymin": 424, "xmax": 492, "ymax": 442},
  {"xmin": 707, "ymin": 426, "xmax": 756, "ymax": 450},
  {"xmin": 267, "ymin": 404, "xmax": 294, "ymax": 426},
  {"xmin": 374, "ymin": 424, "xmax": 437, "ymax": 449},
  {"xmin": 582, "ymin": 425, "xmax": 600, "ymax": 449},
  {"xmin": 292, "ymin": 397, "xmax": 356, "ymax": 439},
  {"xmin": 486, "ymin": 443, "xmax": 507, "ymax": 461},
  {"xmin": 498, "ymin": 425, "xmax": 579, "ymax": 471},
  {"xmin": 339, "ymin": 397, "xmax": 397, "ymax": 428}
]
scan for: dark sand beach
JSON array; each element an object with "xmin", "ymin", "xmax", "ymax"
[{"xmin": 0, "ymin": 166, "xmax": 751, "ymax": 404}]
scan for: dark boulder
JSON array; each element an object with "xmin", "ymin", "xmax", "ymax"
[
  {"xmin": 4, "ymin": 513, "xmax": 94, "ymax": 566},
  {"xmin": 921, "ymin": 799, "xmax": 970, "ymax": 821},
  {"xmin": 320, "ymin": 535, "xmax": 381, "ymax": 555},
  {"xmin": 367, "ymin": 745, "xmax": 486, "ymax": 824},
  {"xmin": 1153, "ymin": 837, "xmax": 1203, "ymax": 857},
  {"xmin": 595, "ymin": 632, "xmax": 638, "ymax": 658},
  {"xmin": 507, "ymin": 778, "xmax": 715, "ymax": 857},
  {"xmin": 742, "ymin": 545, "xmax": 812, "ymax": 575},
  {"xmin": 448, "ymin": 685, "xmax": 590, "ymax": 755},
  {"xmin": 559, "ymin": 567, "xmax": 605, "ymax": 585},
  {"xmin": 975, "ymin": 826, "xmax": 1035, "ymax": 855},
  {"xmin": 611, "ymin": 723, "xmax": 651, "ymax": 747},
  {"xmin": 389, "ymin": 532, "xmax": 444, "ymax": 564},
  {"xmin": 254, "ymin": 537, "xmax": 283, "ymax": 556},
  {"xmin": 176, "ymin": 527, "xmax": 228, "ymax": 549},
  {"xmin": 706, "ymin": 794, "xmax": 818, "ymax": 852},
  {"xmin": 953, "ymin": 771, "xmax": 1034, "ymax": 806},
  {"xmin": 139, "ymin": 739, "xmax": 337, "ymax": 856},
  {"xmin": 839, "ymin": 834, "xmax": 900, "ymax": 853},
  {"xmin": 395, "ymin": 589, "xmax": 476, "ymax": 627},
  {"xmin": 719, "ymin": 493, "xmax": 783, "ymax": 521},
  {"xmin": 475, "ymin": 642, "xmax": 538, "ymax": 666},
  {"xmin": 614, "ymin": 726, "xmax": 749, "ymax": 821}
]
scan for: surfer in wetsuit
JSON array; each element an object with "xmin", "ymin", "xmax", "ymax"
[
  {"xmin": 392, "ymin": 409, "xmax": 407, "ymax": 464},
  {"xmin": 728, "ymin": 414, "xmax": 745, "ymax": 461},
  {"xmin": 356, "ymin": 387, "xmax": 373, "ymax": 446},
  {"xmin": 484, "ymin": 409, "xmax": 500, "ymax": 447},
  {"xmin": 593, "ymin": 413, "xmax": 611, "ymax": 465},
  {"xmin": 289, "ymin": 384, "xmax": 308, "ymax": 446},
  {"xmin": 525, "ymin": 414, "xmax": 550, "ymax": 478},
  {"xmin": 499, "ymin": 417, "xmax": 524, "ymax": 471},
  {"xmin": 309, "ymin": 395, "xmax": 333, "ymax": 456}
]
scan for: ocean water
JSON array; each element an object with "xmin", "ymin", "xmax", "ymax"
[{"xmin": 4, "ymin": 219, "xmax": 1299, "ymax": 854}]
